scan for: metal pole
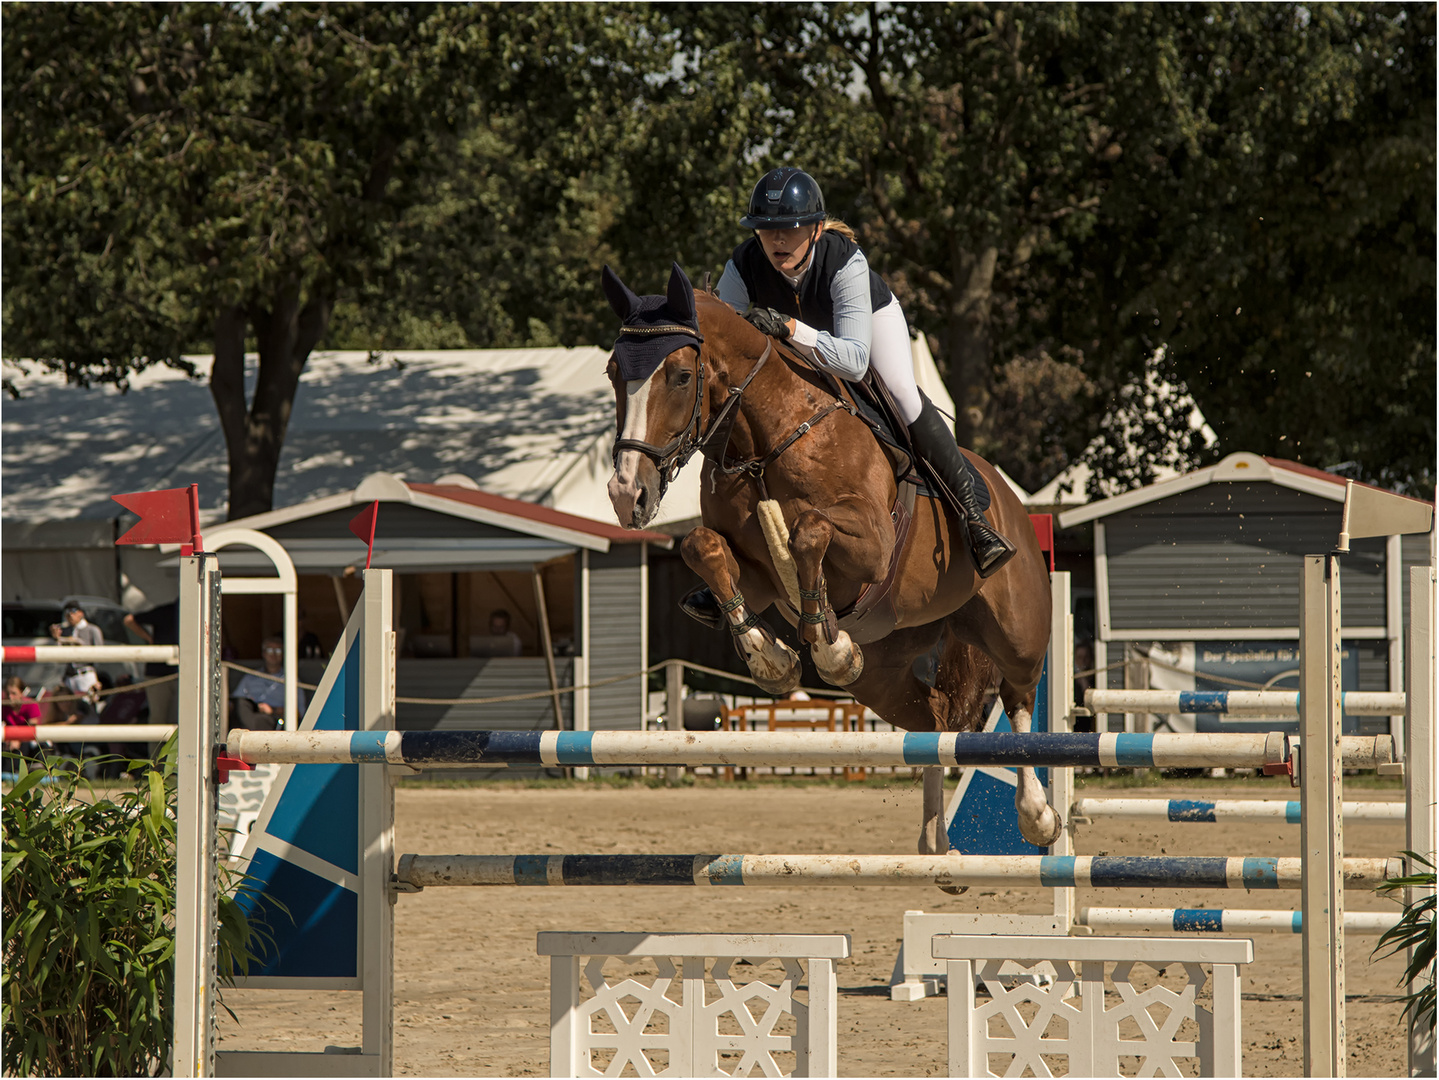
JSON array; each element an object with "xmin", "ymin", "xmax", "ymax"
[
  {"xmin": 532, "ymin": 568, "xmax": 564, "ymax": 733},
  {"xmin": 173, "ymin": 554, "xmax": 222, "ymax": 1078},
  {"xmin": 1408, "ymin": 564, "xmax": 1436, "ymax": 1077},
  {"xmin": 1300, "ymin": 553, "xmax": 1346, "ymax": 1076},
  {"xmin": 665, "ymin": 658, "xmax": 685, "ymax": 785}
]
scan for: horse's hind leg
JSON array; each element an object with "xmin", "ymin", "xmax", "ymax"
[
  {"xmin": 1003, "ymin": 684, "xmax": 1062, "ymax": 846},
  {"xmin": 680, "ymin": 526, "xmax": 800, "ymax": 695},
  {"xmin": 944, "ymin": 598, "xmax": 1061, "ymax": 848}
]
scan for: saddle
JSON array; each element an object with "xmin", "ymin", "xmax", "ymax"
[{"xmin": 772, "ymin": 352, "xmax": 993, "ymax": 645}]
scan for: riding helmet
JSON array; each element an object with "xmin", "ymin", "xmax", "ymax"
[{"xmin": 739, "ymin": 167, "xmax": 826, "ymax": 230}]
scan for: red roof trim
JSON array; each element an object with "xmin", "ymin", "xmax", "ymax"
[
  {"xmin": 406, "ymin": 483, "xmax": 674, "ymax": 547},
  {"xmin": 1262, "ymin": 457, "xmax": 1433, "ymax": 507}
]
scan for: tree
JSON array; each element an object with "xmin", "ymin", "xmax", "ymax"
[
  {"xmin": 3, "ymin": 3, "xmax": 659, "ymax": 518},
  {"xmin": 632, "ymin": 4, "xmax": 1434, "ymax": 495}
]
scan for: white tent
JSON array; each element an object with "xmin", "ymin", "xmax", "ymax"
[{"xmin": 1, "ymin": 337, "xmax": 1024, "ymax": 601}]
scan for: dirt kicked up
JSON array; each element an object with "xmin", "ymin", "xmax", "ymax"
[{"xmin": 215, "ymin": 778, "xmax": 1414, "ymax": 1077}]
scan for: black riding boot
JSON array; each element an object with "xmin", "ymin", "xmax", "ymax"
[{"xmin": 907, "ymin": 395, "xmax": 1017, "ymax": 578}]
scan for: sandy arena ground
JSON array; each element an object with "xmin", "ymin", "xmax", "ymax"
[{"xmin": 214, "ymin": 776, "xmax": 1414, "ymax": 1076}]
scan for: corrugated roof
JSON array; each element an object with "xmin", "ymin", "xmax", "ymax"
[{"xmin": 1059, "ymin": 451, "xmax": 1432, "ymax": 528}]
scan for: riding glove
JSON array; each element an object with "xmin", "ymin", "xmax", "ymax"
[{"xmin": 744, "ymin": 307, "xmax": 793, "ymax": 341}]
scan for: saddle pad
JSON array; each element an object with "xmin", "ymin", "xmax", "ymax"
[{"xmin": 849, "ymin": 375, "xmax": 991, "ymax": 513}]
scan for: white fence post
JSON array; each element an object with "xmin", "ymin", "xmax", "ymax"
[{"xmin": 173, "ymin": 554, "xmax": 222, "ymax": 1078}]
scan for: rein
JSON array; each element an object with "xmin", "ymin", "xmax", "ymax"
[{"xmin": 611, "ymin": 323, "xmax": 857, "ymax": 495}]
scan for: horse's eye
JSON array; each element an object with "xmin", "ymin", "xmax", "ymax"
[{"xmin": 676, "ymin": 369, "xmax": 693, "ymax": 387}]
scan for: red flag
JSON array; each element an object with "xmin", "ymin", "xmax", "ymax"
[
  {"xmin": 114, "ymin": 484, "xmax": 203, "ymax": 551},
  {"xmin": 348, "ymin": 501, "xmax": 379, "ymax": 569}
]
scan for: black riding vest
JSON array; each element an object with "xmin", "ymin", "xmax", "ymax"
[{"xmin": 733, "ymin": 231, "xmax": 893, "ymax": 334}]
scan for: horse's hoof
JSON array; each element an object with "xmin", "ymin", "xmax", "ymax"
[
  {"xmin": 1019, "ymin": 809, "xmax": 1064, "ymax": 848},
  {"xmin": 813, "ymin": 634, "xmax": 863, "ymax": 686},
  {"xmin": 754, "ymin": 667, "xmax": 801, "ymax": 696}
]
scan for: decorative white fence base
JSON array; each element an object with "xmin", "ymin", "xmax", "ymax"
[
  {"xmin": 539, "ymin": 933, "xmax": 850, "ymax": 1079},
  {"xmin": 935, "ymin": 934, "xmax": 1253, "ymax": 1078},
  {"xmin": 889, "ymin": 912, "xmax": 1065, "ymax": 1001}
]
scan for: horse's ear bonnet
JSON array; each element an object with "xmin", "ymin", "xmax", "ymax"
[{"xmin": 602, "ymin": 262, "xmax": 704, "ymax": 382}]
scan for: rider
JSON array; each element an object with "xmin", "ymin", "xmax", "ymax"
[{"xmin": 716, "ymin": 166, "xmax": 1016, "ymax": 578}]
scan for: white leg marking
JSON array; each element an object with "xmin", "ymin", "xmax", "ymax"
[
  {"xmin": 811, "ymin": 630, "xmax": 864, "ymax": 686},
  {"xmin": 1011, "ymin": 705, "xmax": 1063, "ymax": 847}
]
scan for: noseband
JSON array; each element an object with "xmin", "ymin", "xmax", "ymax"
[{"xmin": 611, "ymin": 325, "xmax": 774, "ymax": 488}]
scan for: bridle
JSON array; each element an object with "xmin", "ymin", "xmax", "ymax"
[
  {"xmin": 610, "ymin": 323, "xmax": 773, "ymax": 490},
  {"xmin": 610, "ymin": 318, "xmax": 855, "ymax": 499}
]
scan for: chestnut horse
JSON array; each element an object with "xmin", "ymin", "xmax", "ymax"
[{"xmin": 602, "ymin": 264, "xmax": 1058, "ymax": 851}]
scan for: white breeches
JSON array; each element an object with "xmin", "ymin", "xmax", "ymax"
[{"xmin": 868, "ymin": 296, "xmax": 922, "ymax": 424}]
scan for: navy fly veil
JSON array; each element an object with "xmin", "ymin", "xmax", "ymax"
[{"xmin": 602, "ymin": 262, "xmax": 704, "ymax": 381}]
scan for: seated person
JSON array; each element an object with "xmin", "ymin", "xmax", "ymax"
[
  {"xmin": 472, "ymin": 609, "xmax": 524, "ymax": 658},
  {"xmin": 230, "ymin": 636, "xmax": 307, "ymax": 731},
  {"xmin": 3, "ymin": 676, "xmax": 40, "ymax": 754}
]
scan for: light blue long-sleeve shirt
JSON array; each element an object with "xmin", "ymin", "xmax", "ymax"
[{"xmin": 717, "ymin": 249, "xmax": 875, "ymax": 381}]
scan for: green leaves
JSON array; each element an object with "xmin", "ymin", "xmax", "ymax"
[
  {"xmin": 1374, "ymin": 851, "xmax": 1437, "ymax": 1029},
  {"xmin": 1, "ymin": 747, "xmax": 265, "ymax": 1076}
]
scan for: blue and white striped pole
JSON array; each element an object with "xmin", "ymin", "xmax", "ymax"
[
  {"xmin": 394, "ymin": 853, "xmax": 1401, "ymax": 890},
  {"xmin": 1084, "ymin": 689, "xmax": 1406, "ymax": 716},
  {"xmin": 1071, "ymin": 797, "xmax": 1406, "ymax": 824},
  {"xmin": 224, "ymin": 729, "xmax": 1396, "ymax": 771},
  {"xmin": 1079, "ymin": 906, "xmax": 1400, "ymax": 934}
]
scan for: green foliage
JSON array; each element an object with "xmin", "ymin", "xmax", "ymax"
[
  {"xmin": 1, "ymin": 746, "xmax": 264, "ymax": 1077},
  {"xmin": 3, "ymin": 3, "xmax": 1432, "ymax": 505},
  {"xmin": 1374, "ymin": 851, "xmax": 1436, "ymax": 1029}
]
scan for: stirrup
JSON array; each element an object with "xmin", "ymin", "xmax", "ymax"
[
  {"xmin": 969, "ymin": 521, "xmax": 1017, "ymax": 579},
  {"xmin": 679, "ymin": 585, "xmax": 724, "ymax": 629}
]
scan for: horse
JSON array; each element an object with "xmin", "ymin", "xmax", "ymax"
[{"xmin": 601, "ymin": 263, "xmax": 1057, "ymax": 852}]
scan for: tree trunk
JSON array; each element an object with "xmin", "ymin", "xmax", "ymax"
[
  {"xmin": 210, "ymin": 282, "xmax": 333, "ymax": 520},
  {"xmin": 941, "ymin": 243, "xmax": 998, "ymax": 450}
]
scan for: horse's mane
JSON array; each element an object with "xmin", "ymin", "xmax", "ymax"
[{"xmin": 695, "ymin": 292, "xmax": 768, "ymax": 349}]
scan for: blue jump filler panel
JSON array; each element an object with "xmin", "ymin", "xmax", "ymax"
[
  {"xmin": 946, "ymin": 657, "xmax": 1051, "ymax": 856},
  {"xmin": 232, "ymin": 634, "xmax": 363, "ymax": 980}
]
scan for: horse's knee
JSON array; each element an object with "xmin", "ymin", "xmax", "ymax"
[
  {"xmin": 680, "ymin": 527, "xmax": 735, "ymax": 578},
  {"xmin": 789, "ymin": 510, "xmax": 833, "ymax": 567}
]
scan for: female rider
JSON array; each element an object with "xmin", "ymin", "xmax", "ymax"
[{"xmin": 716, "ymin": 167, "xmax": 1015, "ymax": 579}]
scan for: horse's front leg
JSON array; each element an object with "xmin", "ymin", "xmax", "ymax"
[
  {"xmin": 680, "ymin": 526, "xmax": 800, "ymax": 695},
  {"xmin": 788, "ymin": 504, "xmax": 885, "ymax": 687},
  {"xmin": 1005, "ymin": 687, "xmax": 1063, "ymax": 847}
]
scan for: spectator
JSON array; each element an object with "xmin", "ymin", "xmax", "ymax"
[
  {"xmin": 125, "ymin": 599, "xmax": 179, "ymax": 727},
  {"xmin": 230, "ymin": 636, "xmax": 307, "ymax": 731},
  {"xmin": 3, "ymin": 676, "xmax": 40, "ymax": 753},
  {"xmin": 99, "ymin": 673, "xmax": 150, "ymax": 768},
  {"xmin": 473, "ymin": 609, "xmax": 523, "ymax": 658},
  {"xmin": 51, "ymin": 600, "xmax": 102, "ymax": 700},
  {"xmin": 297, "ymin": 609, "xmax": 326, "ymax": 659}
]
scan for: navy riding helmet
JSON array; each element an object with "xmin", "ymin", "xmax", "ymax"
[{"xmin": 739, "ymin": 168, "xmax": 826, "ymax": 230}]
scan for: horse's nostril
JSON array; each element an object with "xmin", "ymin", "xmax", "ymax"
[{"xmin": 635, "ymin": 488, "xmax": 648, "ymax": 515}]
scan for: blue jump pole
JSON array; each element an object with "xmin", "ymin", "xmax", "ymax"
[
  {"xmin": 226, "ymin": 728, "xmax": 1398, "ymax": 771},
  {"xmin": 393, "ymin": 853, "xmax": 1401, "ymax": 890}
]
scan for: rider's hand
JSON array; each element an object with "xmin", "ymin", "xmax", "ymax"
[{"xmin": 744, "ymin": 307, "xmax": 794, "ymax": 341}]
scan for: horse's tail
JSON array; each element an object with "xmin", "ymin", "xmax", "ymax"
[{"xmin": 937, "ymin": 639, "xmax": 999, "ymax": 733}]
